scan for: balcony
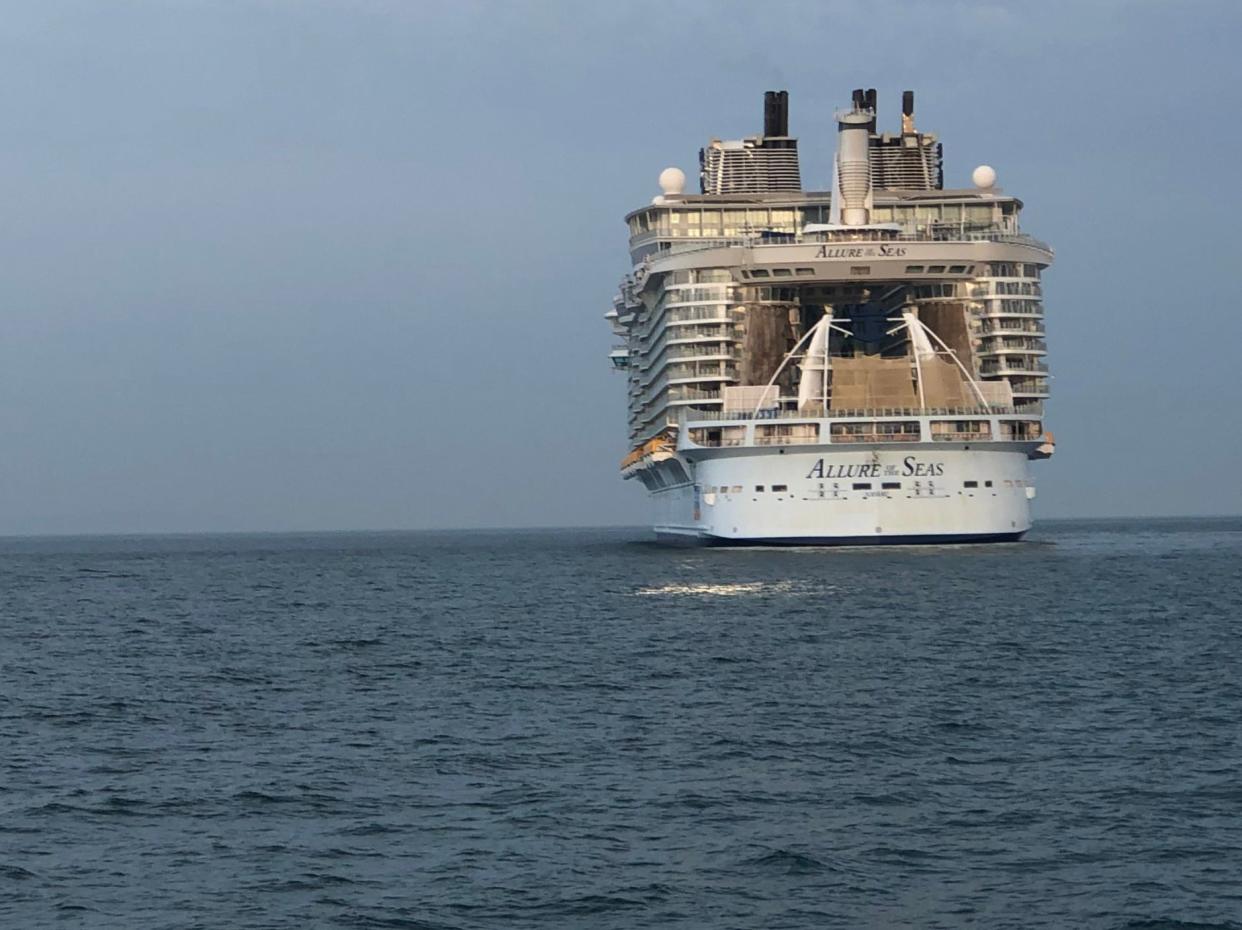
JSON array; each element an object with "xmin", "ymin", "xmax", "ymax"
[
  {"xmin": 756, "ymin": 423, "xmax": 821, "ymax": 445},
  {"xmin": 666, "ymin": 346, "xmax": 735, "ymax": 362},
  {"xmin": 667, "ymin": 387, "xmax": 723, "ymax": 402},
  {"xmin": 978, "ymin": 321, "xmax": 1045, "ymax": 336},
  {"xmin": 830, "ymin": 422, "xmax": 921, "ymax": 443},
  {"xmin": 979, "ymin": 305, "xmax": 1044, "ymax": 318},
  {"xmin": 685, "ymin": 404, "xmax": 1012, "ymax": 423},
  {"xmin": 1008, "ymin": 378, "xmax": 1050, "ymax": 397},
  {"xmin": 978, "ymin": 337, "xmax": 1048, "ymax": 352},
  {"xmin": 980, "ymin": 358, "xmax": 1048, "ymax": 376}
]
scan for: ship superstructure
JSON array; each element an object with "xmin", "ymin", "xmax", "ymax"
[{"xmin": 607, "ymin": 89, "xmax": 1055, "ymax": 545}]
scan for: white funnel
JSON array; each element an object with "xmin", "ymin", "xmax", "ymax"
[{"xmin": 835, "ymin": 110, "xmax": 872, "ymax": 226}]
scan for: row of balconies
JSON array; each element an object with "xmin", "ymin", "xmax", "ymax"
[
  {"xmin": 631, "ymin": 366, "xmax": 737, "ymax": 408},
  {"xmin": 631, "ymin": 328, "xmax": 735, "ymax": 370},
  {"xmin": 980, "ymin": 358, "xmax": 1049, "ymax": 376},
  {"xmin": 1007, "ymin": 377, "xmax": 1050, "ymax": 397},
  {"xmin": 971, "ymin": 281, "xmax": 1043, "ymax": 297},
  {"xmin": 628, "ymin": 390, "xmax": 725, "ymax": 439},
  {"xmin": 978, "ymin": 303, "xmax": 1044, "ymax": 318},
  {"xmin": 630, "ymin": 341, "xmax": 736, "ymax": 381},
  {"xmin": 977, "ymin": 336, "xmax": 1047, "ymax": 353},
  {"xmin": 978, "ymin": 320, "xmax": 1045, "ymax": 336},
  {"xmin": 631, "ymin": 307, "xmax": 737, "ymax": 343},
  {"xmin": 661, "ymin": 286, "xmax": 733, "ymax": 305}
]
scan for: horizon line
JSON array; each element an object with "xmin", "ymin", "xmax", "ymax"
[{"xmin": 1, "ymin": 513, "xmax": 1240, "ymax": 542}]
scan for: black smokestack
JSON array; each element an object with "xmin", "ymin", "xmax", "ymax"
[
  {"xmin": 852, "ymin": 88, "xmax": 866, "ymax": 109},
  {"xmin": 763, "ymin": 90, "xmax": 789, "ymax": 137},
  {"xmin": 902, "ymin": 90, "xmax": 914, "ymax": 117},
  {"xmin": 865, "ymin": 88, "xmax": 877, "ymax": 132}
]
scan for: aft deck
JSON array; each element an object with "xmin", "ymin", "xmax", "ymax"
[{"xmin": 681, "ymin": 407, "xmax": 1048, "ymax": 451}]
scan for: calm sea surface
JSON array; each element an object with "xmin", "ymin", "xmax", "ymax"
[{"xmin": 2, "ymin": 518, "xmax": 1241, "ymax": 929}]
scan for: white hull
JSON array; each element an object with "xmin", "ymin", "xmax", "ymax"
[{"xmin": 647, "ymin": 445, "xmax": 1037, "ymax": 546}]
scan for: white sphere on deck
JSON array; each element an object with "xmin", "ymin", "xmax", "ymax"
[
  {"xmin": 972, "ymin": 164, "xmax": 997, "ymax": 189},
  {"xmin": 658, "ymin": 167, "xmax": 686, "ymax": 196}
]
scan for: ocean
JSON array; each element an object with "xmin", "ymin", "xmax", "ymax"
[{"xmin": 2, "ymin": 518, "xmax": 1240, "ymax": 929}]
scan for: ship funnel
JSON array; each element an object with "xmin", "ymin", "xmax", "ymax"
[
  {"xmin": 835, "ymin": 97, "xmax": 874, "ymax": 226},
  {"xmin": 760, "ymin": 89, "xmax": 789, "ymax": 137},
  {"xmin": 763, "ymin": 90, "xmax": 789, "ymax": 137},
  {"xmin": 902, "ymin": 90, "xmax": 915, "ymax": 134},
  {"xmin": 865, "ymin": 88, "xmax": 877, "ymax": 132}
]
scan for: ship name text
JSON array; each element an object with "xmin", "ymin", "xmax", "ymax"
[
  {"xmin": 813, "ymin": 244, "xmax": 907, "ymax": 258},
  {"xmin": 805, "ymin": 456, "xmax": 945, "ymax": 479}
]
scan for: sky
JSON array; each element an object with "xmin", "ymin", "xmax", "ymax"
[{"xmin": 0, "ymin": 0, "xmax": 1238, "ymax": 534}]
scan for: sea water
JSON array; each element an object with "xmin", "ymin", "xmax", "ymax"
[{"xmin": 2, "ymin": 519, "xmax": 1240, "ymax": 928}]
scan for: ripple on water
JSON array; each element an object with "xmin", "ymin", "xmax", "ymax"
[{"xmin": 0, "ymin": 520, "xmax": 1239, "ymax": 929}]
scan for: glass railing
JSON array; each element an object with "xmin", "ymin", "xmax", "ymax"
[
  {"xmin": 632, "ymin": 225, "xmax": 1052, "ymax": 260},
  {"xmin": 979, "ymin": 322, "xmax": 1045, "ymax": 335},
  {"xmin": 981, "ymin": 360, "xmax": 1048, "ymax": 374},
  {"xmin": 830, "ymin": 431, "xmax": 921, "ymax": 444},
  {"xmin": 978, "ymin": 337, "xmax": 1047, "ymax": 351},
  {"xmin": 683, "ymin": 405, "xmax": 1014, "ymax": 422},
  {"xmin": 930, "ymin": 431, "xmax": 993, "ymax": 442},
  {"xmin": 755, "ymin": 434, "xmax": 820, "ymax": 446}
]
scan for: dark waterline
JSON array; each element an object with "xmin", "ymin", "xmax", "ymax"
[{"xmin": 2, "ymin": 518, "xmax": 1241, "ymax": 929}]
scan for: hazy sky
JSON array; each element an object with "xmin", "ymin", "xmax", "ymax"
[{"xmin": 0, "ymin": 0, "xmax": 1238, "ymax": 533}]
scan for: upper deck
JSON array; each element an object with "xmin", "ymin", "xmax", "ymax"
[
  {"xmin": 609, "ymin": 88, "xmax": 1054, "ymax": 456},
  {"xmin": 624, "ymin": 189, "xmax": 1050, "ymax": 271}
]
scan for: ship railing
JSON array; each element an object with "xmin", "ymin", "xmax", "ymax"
[
  {"xmin": 665, "ymin": 346, "xmax": 736, "ymax": 361},
  {"xmin": 979, "ymin": 323, "xmax": 1046, "ymax": 336},
  {"xmin": 754, "ymin": 435, "xmax": 820, "ymax": 446},
  {"xmin": 830, "ymin": 432, "xmax": 921, "ymax": 444},
  {"xmin": 640, "ymin": 229, "xmax": 1052, "ymax": 263},
  {"xmin": 682, "ymin": 405, "xmax": 1016, "ymax": 423},
  {"xmin": 668, "ymin": 388, "xmax": 724, "ymax": 401},
  {"xmin": 931, "ymin": 432, "xmax": 994, "ymax": 442},
  {"xmin": 980, "ymin": 361, "xmax": 1049, "ymax": 374}
]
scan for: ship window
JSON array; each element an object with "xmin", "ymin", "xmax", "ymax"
[
  {"xmin": 927, "ymin": 265, "xmax": 946, "ymax": 273},
  {"xmin": 755, "ymin": 485, "xmax": 765, "ymax": 492},
  {"xmin": 796, "ymin": 268, "xmax": 815, "ymax": 276},
  {"xmin": 985, "ymin": 480, "xmax": 993, "ymax": 487},
  {"xmin": 932, "ymin": 420, "xmax": 992, "ymax": 441},
  {"xmin": 964, "ymin": 480, "xmax": 978, "ymax": 488},
  {"xmin": 948, "ymin": 265, "xmax": 967, "ymax": 273},
  {"xmin": 850, "ymin": 265, "xmax": 871, "ymax": 275},
  {"xmin": 772, "ymin": 484, "xmax": 788, "ymax": 492},
  {"xmin": 751, "ymin": 269, "xmax": 770, "ymax": 278},
  {"xmin": 731, "ymin": 485, "xmax": 742, "ymax": 494},
  {"xmin": 882, "ymin": 481, "xmax": 900, "ymax": 490},
  {"xmin": 905, "ymin": 265, "xmax": 924, "ymax": 273},
  {"xmin": 773, "ymin": 268, "xmax": 792, "ymax": 277},
  {"xmin": 831, "ymin": 421, "xmax": 919, "ymax": 442},
  {"xmin": 852, "ymin": 482, "xmax": 872, "ymax": 490}
]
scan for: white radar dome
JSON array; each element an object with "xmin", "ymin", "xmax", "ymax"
[
  {"xmin": 972, "ymin": 165, "xmax": 997, "ymax": 189},
  {"xmin": 658, "ymin": 167, "xmax": 686, "ymax": 196}
]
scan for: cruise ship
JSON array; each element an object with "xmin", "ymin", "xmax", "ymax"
[{"xmin": 607, "ymin": 88, "xmax": 1055, "ymax": 545}]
